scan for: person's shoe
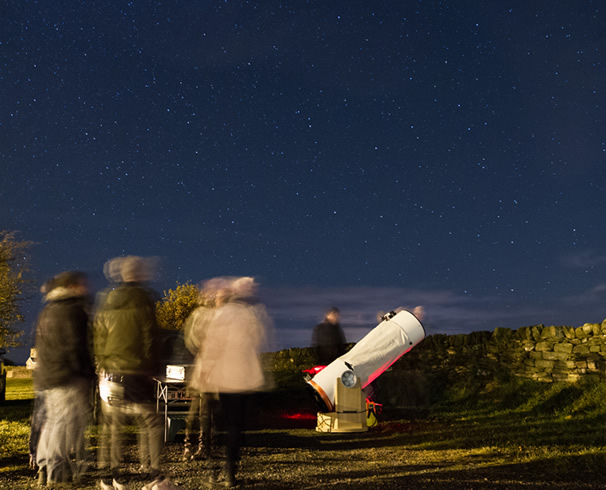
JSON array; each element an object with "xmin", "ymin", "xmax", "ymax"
[
  {"xmin": 142, "ymin": 477, "xmax": 162, "ymax": 490},
  {"xmin": 156, "ymin": 477, "xmax": 182, "ymax": 490},
  {"xmin": 46, "ymin": 476, "xmax": 72, "ymax": 487},
  {"xmin": 138, "ymin": 464, "xmax": 152, "ymax": 480},
  {"xmin": 98, "ymin": 479, "xmax": 126, "ymax": 490},
  {"xmin": 72, "ymin": 462, "xmax": 89, "ymax": 484},
  {"xmin": 37, "ymin": 466, "xmax": 47, "ymax": 486},
  {"xmin": 214, "ymin": 471, "xmax": 237, "ymax": 488},
  {"xmin": 113, "ymin": 479, "xmax": 128, "ymax": 490},
  {"xmin": 142, "ymin": 476, "xmax": 181, "ymax": 490},
  {"xmin": 193, "ymin": 445, "xmax": 209, "ymax": 460}
]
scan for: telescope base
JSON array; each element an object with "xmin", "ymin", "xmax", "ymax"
[
  {"xmin": 315, "ymin": 376, "xmax": 367, "ymax": 433},
  {"xmin": 316, "ymin": 410, "xmax": 367, "ymax": 433}
]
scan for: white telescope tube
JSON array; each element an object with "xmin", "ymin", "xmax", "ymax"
[{"xmin": 306, "ymin": 309, "xmax": 425, "ymax": 412}]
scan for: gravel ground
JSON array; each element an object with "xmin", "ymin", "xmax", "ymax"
[{"xmin": 1, "ymin": 404, "xmax": 604, "ymax": 489}]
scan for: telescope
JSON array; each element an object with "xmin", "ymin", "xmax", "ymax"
[{"xmin": 305, "ymin": 309, "xmax": 425, "ymax": 432}]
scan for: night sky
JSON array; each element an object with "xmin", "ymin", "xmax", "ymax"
[{"xmin": 2, "ymin": 1, "xmax": 606, "ymax": 362}]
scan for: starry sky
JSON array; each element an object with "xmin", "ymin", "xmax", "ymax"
[{"xmin": 2, "ymin": 1, "xmax": 606, "ymax": 362}]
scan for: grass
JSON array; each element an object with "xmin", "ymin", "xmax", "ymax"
[
  {"xmin": 4, "ymin": 378, "xmax": 35, "ymax": 400},
  {"xmin": 0, "ymin": 378, "xmax": 34, "ymax": 464},
  {"xmin": 2, "ymin": 375, "xmax": 606, "ymax": 488}
]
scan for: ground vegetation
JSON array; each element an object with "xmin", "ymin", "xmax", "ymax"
[{"xmin": 2, "ymin": 373, "xmax": 606, "ymax": 488}]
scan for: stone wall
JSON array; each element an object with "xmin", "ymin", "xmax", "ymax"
[
  {"xmin": 271, "ymin": 321, "xmax": 606, "ymax": 387},
  {"xmin": 498, "ymin": 322, "xmax": 606, "ymax": 382},
  {"xmin": 389, "ymin": 320, "xmax": 606, "ymax": 384}
]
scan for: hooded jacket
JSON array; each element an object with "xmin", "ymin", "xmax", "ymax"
[
  {"xmin": 34, "ymin": 287, "xmax": 94, "ymax": 391},
  {"xmin": 94, "ymin": 282, "xmax": 161, "ymax": 376}
]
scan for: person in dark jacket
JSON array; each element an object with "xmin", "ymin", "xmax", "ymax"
[
  {"xmin": 34, "ymin": 270, "xmax": 94, "ymax": 485},
  {"xmin": 311, "ymin": 307, "xmax": 347, "ymax": 366},
  {"xmin": 94, "ymin": 256, "xmax": 177, "ymax": 490}
]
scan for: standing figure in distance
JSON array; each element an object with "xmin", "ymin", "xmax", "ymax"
[{"xmin": 311, "ymin": 307, "xmax": 347, "ymax": 366}]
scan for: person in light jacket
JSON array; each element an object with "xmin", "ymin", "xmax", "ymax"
[
  {"xmin": 181, "ymin": 278, "xmax": 229, "ymax": 461},
  {"xmin": 190, "ymin": 276, "xmax": 272, "ymax": 488}
]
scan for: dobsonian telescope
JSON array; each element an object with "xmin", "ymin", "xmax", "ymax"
[{"xmin": 305, "ymin": 309, "xmax": 425, "ymax": 432}]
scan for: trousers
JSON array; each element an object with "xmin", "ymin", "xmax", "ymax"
[
  {"xmin": 98, "ymin": 374, "xmax": 163, "ymax": 479},
  {"xmin": 36, "ymin": 378, "xmax": 91, "ymax": 483}
]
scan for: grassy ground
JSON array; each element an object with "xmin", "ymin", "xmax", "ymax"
[
  {"xmin": 0, "ymin": 379, "xmax": 35, "ymax": 466},
  {"xmin": 1, "ymin": 376, "xmax": 606, "ymax": 488}
]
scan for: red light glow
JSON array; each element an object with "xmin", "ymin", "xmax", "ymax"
[
  {"xmin": 280, "ymin": 411, "xmax": 317, "ymax": 421},
  {"xmin": 301, "ymin": 365, "xmax": 326, "ymax": 375}
]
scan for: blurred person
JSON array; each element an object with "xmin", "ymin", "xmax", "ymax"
[
  {"xmin": 90, "ymin": 257, "xmax": 126, "ymax": 427},
  {"xmin": 180, "ymin": 278, "xmax": 230, "ymax": 462},
  {"xmin": 412, "ymin": 305, "xmax": 425, "ymax": 323},
  {"xmin": 94, "ymin": 257, "xmax": 124, "ymax": 313},
  {"xmin": 94, "ymin": 256, "xmax": 179, "ymax": 490},
  {"xmin": 28, "ymin": 368, "xmax": 46, "ymax": 470},
  {"xmin": 192, "ymin": 276, "xmax": 273, "ymax": 487},
  {"xmin": 28, "ymin": 280, "xmax": 52, "ymax": 470},
  {"xmin": 311, "ymin": 307, "xmax": 347, "ymax": 366},
  {"xmin": 34, "ymin": 271, "xmax": 95, "ymax": 485},
  {"xmin": 378, "ymin": 305, "xmax": 425, "ymax": 323}
]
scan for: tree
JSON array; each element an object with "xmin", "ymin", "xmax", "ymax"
[
  {"xmin": 0, "ymin": 231, "xmax": 34, "ymax": 347},
  {"xmin": 156, "ymin": 282, "xmax": 199, "ymax": 330}
]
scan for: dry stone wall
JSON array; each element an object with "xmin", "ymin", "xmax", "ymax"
[
  {"xmin": 271, "ymin": 321, "xmax": 606, "ymax": 385},
  {"xmin": 506, "ymin": 322, "xmax": 606, "ymax": 382},
  {"xmin": 390, "ymin": 320, "xmax": 606, "ymax": 383},
  {"xmin": 269, "ymin": 322, "xmax": 606, "ymax": 408}
]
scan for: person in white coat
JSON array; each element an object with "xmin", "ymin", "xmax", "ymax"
[
  {"xmin": 190, "ymin": 277, "xmax": 271, "ymax": 488},
  {"xmin": 181, "ymin": 278, "xmax": 230, "ymax": 461}
]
